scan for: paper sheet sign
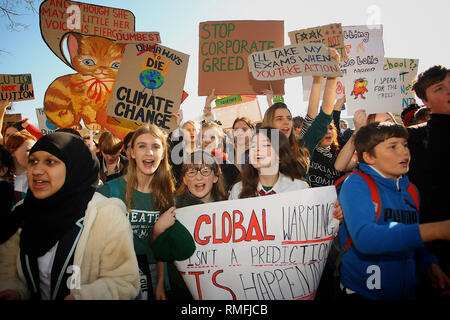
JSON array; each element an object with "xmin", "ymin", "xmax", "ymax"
[
  {"xmin": 36, "ymin": 108, "xmax": 58, "ymax": 135},
  {"xmin": 383, "ymin": 58, "xmax": 419, "ymax": 108},
  {"xmin": 301, "ymin": 25, "xmax": 385, "ymax": 101},
  {"xmin": 198, "ymin": 20, "xmax": 285, "ymax": 96},
  {"xmin": 344, "ymin": 70, "xmax": 402, "ymax": 115},
  {"xmin": 174, "ymin": 186, "xmax": 339, "ymax": 300},
  {"xmin": 288, "ymin": 23, "xmax": 348, "ymax": 61},
  {"xmin": 0, "ymin": 74, "xmax": 34, "ymax": 102},
  {"xmin": 106, "ymin": 44, "xmax": 189, "ymax": 133},
  {"xmin": 248, "ymin": 43, "xmax": 342, "ymax": 81}
]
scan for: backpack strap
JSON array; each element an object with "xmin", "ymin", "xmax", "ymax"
[
  {"xmin": 105, "ymin": 178, "xmax": 121, "ymax": 198},
  {"xmin": 334, "ymin": 171, "xmax": 381, "ymax": 250},
  {"xmin": 406, "ymin": 183, "xmax": 420, "ymax": 212}
]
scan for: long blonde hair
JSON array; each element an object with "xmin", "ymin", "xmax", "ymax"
[{"xmin": 125, "ymin": 125, "xmax": 175, "ymax": 211}]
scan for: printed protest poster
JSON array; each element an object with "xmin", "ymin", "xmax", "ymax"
[
  {"xmin": 198, "ymin": 20, "xmax": 285, "ymax": 96},
  {"xmin": 301, "ymin": 25, "xmax": 385, "ymax": 101},
  {"xmin": 213, "ymin": 99, "xmax": 262, "ymax": 130},
  {"xmin": 36, "ymin": 108, "xmax": 58, "ymax": 135},
  {"xmin": 383, "ymin": 58, "xmax": 419, "ymax": 108},
  {"xmin": 248, "ymin": 43, "xmax": 342, "ymax": 81},
  {"xmin": 106, "ymin": 44, "xmax": 189, "ymax": 133},
  {"xmin": 174, "ymin": 186, "xmax": 339, "ymax": 300},
  {"xmin": 288, "ymin": 23, "xmax": 348, "ymax": 61},
  {"xmin": 0, "ymin": 74, "xmax": 34, "ymax": 102},
  {"xmin": 344, "ymin": 70, "xmax": 402, "ymax": 115}
]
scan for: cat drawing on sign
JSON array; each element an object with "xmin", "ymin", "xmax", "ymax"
[
  {"xmin": 351, "ymin": 78, "xmax": 368, "ymax": 99},
  {"xmin": 44, "ymin": 34, "xmax": 126, "ymax": 130}
]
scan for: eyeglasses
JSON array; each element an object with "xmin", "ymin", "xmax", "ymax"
[{"xmin": 185, "ymin": 166, "xmax": 213, "ymax": 177}]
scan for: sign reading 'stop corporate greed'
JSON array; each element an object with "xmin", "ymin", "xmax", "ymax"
[
  {"xmin": 174, "ymin": 186, "xmax": 339, "ymax": 300},
  {"xmin": 198, "ymin": 20, "xmax": 285, "ymax": 96}
]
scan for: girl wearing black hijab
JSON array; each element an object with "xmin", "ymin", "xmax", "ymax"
[{"xmin": 0, "ymin": 132, "xmax": 139, "ymax": 300}]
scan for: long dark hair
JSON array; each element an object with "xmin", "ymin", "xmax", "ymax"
[
  {"xmin": 262, "ymin": 103, "xmax": 310, "ymax": 174},
  {"xmin": 238, "ymin": 126, "xmax": 305, "ymax": 199}
]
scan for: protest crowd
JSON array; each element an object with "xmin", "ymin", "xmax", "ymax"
[{"xmin": 0, "ymin": 1, "xmax": 449, "ymax": 302}]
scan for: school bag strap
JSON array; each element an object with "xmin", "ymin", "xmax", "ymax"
[
  {"xmin": 334, "ymin": 171, "xmax": 381, "ymax": 250},
  {"xmin": 334, "ymin": 171, "xmax": 419, "ymax": 250},
  {"xmin": 406, "ymin": 183, "xmax": 420, "ymax": 212}
]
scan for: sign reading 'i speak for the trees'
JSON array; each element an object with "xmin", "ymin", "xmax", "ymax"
[{"xmin": 174, "ymin": 186, "xmax": 339, "ymax": 300}]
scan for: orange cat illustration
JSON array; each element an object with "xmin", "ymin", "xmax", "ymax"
[{"xmin": 44, "ymin": 34, "xmax": 125, "ymax": 130}]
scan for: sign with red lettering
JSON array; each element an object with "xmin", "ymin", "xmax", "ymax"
[
  {"xmin": 0, "ymin": 74, "xmax": 34, "ymax": 102},
  {"xmin": 174, "ymin": 186, "xmax": 339, "ymax": 300},
  {"xmin": 288, "ymin": 23, "xmax": 348, "ymax": 61},
  {"xmin": 106, "ymin": 44, "xmax": 189, "ymax": 133},
  {"xmin": 40, "ymin": 0, "xmax": 135, "ymax": 68},
  {"xmin": 248, "ymin": 43, "xmax": 342, "ymax": 81},
  {"xmin": 301, "ymin": 24, "xmax": 385, "ymax": 101},
  {"xmin": 198, "ymin": 20, "xmax": 285, "ymax": 96},
  {"xmin": 115, "ymin": 31, "xmax": 161, "ymax": 44}
]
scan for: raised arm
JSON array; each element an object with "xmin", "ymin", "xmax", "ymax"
[{"xmin": 334, "ymin": 109, "xmax": 367, "ymax": 172}]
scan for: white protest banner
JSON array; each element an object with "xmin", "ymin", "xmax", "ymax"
[
  {"xmin": 248, "ymin": 43, "xmax": 342, "ymax": 81},
  {"xmin": 36, "ymin": 108, "xmax": 58, "ymax": 135},
  {"xmin": 301, "ymin": 25, "xmax": 385, "ymax": 101},
  {"xmin": 344, "ymin": 70, "xmax": 402, "ymax": 115},
  {"xmin": 174, "ymin": 186, "xmax": 339, "ymax": 300},
  {"xmin": 383, "ymin": 58, "xmax": 419, "ymax": 108}
]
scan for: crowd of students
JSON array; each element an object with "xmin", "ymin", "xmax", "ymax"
[{"xmin": 0, "ymin": 65, "xmax": 449, "ymax": 301}]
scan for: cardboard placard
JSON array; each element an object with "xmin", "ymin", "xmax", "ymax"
[
  {"xmin": 213, "ymin": 98, "xmax": 262, "ymax": 130},
  {"xmin": 106, "ymin": 44, "xmax": 189, "ymax": 133},
  {"xmin": 3, "ymin": 113, "xmax": 22, "ymax": 125},
  {"xmin": 174, "ymin": 186, "xmax": 339, "ymax": 300},
  {"xmin": 36, "ymin": 108, "xmax": 58, "ymax": 135},
  {"xmin": 248, "ymin": 43, "xmax": 342, "ymax": 81},
  {"xmin": 288, "ymin": 23, "xmax": 348, "ymax": 61},
  {"xmin": 115, "ymin": 31, "xmax": 161, "ymax": 44},
  {"xmin": 383, "ymin": 58, "xmax": 419, "ymax": 108},
  {"xmin": 301, "ymin": 25, "xmax": 385, "ymax": 101},
  {"xmin": 198, "ymin": 20, "xmax": 285, "ymax": 96},
  {"xmin": 344, "ymin": 70, "xmax": 402, "ymax": 115},
  {"xmin": 0, "ymin": 74, "xmax": 34, "ymax": 102},
  {"xmin": 40, "ymin": 0, "xmax": 135, "ymax": 68}
]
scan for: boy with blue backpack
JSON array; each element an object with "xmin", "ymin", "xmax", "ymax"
[{"xmin": 337, "ymin": 121, "xmax": 450, "ymax": 300}]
